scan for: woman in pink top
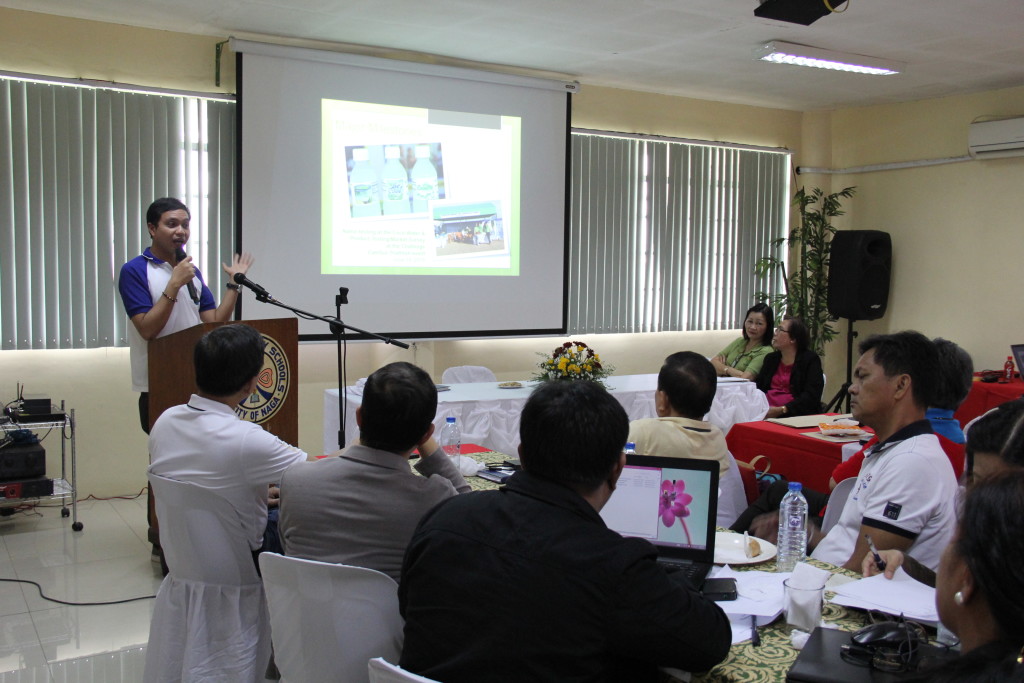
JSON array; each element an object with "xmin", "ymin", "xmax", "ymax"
[{"xmin": 754, "ymin": 316, "xmax": 824, "ymax": 418}]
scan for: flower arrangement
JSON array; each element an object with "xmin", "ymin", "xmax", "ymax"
[{"xmin": 533, "ymin": 341, "xmax": 614, "ymax": 385}]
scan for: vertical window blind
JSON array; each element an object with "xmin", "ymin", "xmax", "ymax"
[
  {"xmin": 2, "ymin": 88, "xmax": 785, "ymax": 348},
  {"xmin": 0, "ymin": 76, "xmax": 235, "ymax": 350},
  {"xmin": 569, "ymin": 132, "xmax": 789, "ymax": 334}
]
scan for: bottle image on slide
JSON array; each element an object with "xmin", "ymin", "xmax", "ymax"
[
  {"xmin": 348, "ymin": 147, "xmax": 380, "ymax": 217},
  {"xmin": 381, "ymin": 145, "xmax": 409, "ymax": 215},
  {"xmin": 410, "ymin": 144, "xmax": 438, "ymax": 213}
]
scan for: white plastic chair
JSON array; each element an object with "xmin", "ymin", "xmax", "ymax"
[
  {"xmin": 821, "ymin": 476, "xmax": 857, "ymax": 534},
  {"xmin": 440, "ymin": 365, "xmax": 497, "ymax": 384},
  {"xmin": 259, "ymin": 553, "xmax": 404, "ymax": 683},
  {"xmin": 717, "ymin": 452, "xmax": 747, "ymax": 528},
  {"xmin": 144, "ymin": 474, "xmax": 271, "ymax": 683},
  {"xmin": 367, "ymin": 657, "xmax": 440, "ymax": 683}
]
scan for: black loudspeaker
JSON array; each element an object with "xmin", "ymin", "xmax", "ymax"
[{"xmin": 828, "ymin": 230, "xmax": 891, "ymax": 321}]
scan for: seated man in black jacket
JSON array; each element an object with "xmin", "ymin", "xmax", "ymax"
[{"xmin": 399, "ymin": 380, "xmax": 731, "ymax": 682}]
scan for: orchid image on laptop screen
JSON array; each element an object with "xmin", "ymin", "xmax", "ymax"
[
  {"xmin": 601, "ymin": 455, "xmax": 720, "ymax": 587},
  {"xmin": 600, "ymin": 456, "xmax": 716, "ymax": 551}
]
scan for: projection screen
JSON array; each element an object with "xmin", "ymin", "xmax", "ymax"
[{"xmin": 232, "ymin": 39, "xmax": 574, "ymax": 340}]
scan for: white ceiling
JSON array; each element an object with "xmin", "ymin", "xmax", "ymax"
[{"xmin": 4, "ymin": 0, "xmax": 1024, "ymax": 111}]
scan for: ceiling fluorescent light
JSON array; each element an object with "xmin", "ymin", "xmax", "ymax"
[{"xmin": 758, "ymin": 41, "xmax": 902, "ymax": 75}]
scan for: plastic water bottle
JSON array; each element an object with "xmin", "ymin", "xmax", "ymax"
[
  {"xmin": 410, "ymin": 144, "xmax": 437, "ymax": 213},
  {"xmin": 624, "ymin": 442, "xmax": 636, "ymax": 455},
  {"xmin": 348, "ymin": 147, "xmax": 380, "ymax": 217},
  {"xmin": 381, "ymin": 145, "xmax": 409, "ymax": 214},
  {"xmin": 439, "ymin": 417, "xmax": 461, "ymax": 459},
  {"xmin": 776, "ymin": 481, "xmax": 808, "ymax": 572}
]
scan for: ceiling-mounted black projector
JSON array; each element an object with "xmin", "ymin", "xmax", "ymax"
[{"xmin": 754, "ymin": 0, "xmax": 848, "ymax": 25}]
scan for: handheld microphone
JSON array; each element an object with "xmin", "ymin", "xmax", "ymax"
[
  {"xmin": 233, "ymin": 272, "xmax": 273, "ymax": 300},
  {"xmin": 174, "ymin": 247, "xmax": 201, "ymax": 305}
]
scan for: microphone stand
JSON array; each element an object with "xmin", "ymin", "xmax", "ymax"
[
  {"xmin": 335, "ymin": 287, "xmax": 349, "ymax": 449},
  {"xmin": 245, "ymin": 287, "xmax": 409, "ymax": 450}
]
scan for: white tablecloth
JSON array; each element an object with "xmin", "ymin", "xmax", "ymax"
[{"xmin": 323, "ymin": 375, "xmax": 768, "ymax": 455}]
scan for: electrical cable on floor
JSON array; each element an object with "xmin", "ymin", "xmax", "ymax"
[
  {"xmin": 33, "ymin": 488, "xmax": 147, "ymax": 508},
  {"xmin": 75, "ymin": 489, "xmax": 147, "ymax": 503},
  {"xmin": 0, "ymin": 578, "xmax": 155, "ymax": 606}
]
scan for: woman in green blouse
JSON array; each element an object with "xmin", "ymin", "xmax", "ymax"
[{"xmin": 711, "ymin": 303, "xmax": 774, "ymax": 380}]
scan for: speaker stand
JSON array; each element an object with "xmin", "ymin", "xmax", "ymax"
[{"xmin": 824, "ymin": 320, "xmax": 858, "ymax": 414}]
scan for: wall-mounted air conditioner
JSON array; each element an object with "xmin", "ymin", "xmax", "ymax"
[{"xmin": 968, "ymin": 116, "xmax": 1024, "ymax": 159}]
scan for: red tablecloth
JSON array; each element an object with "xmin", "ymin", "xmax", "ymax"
[
  {"xmin": 726, "ymin": 420, "xmax": 872, "ymax": 493},
  {"xmin": 954, "ymin": 377, "xmax": 1024, "ymax": 427}
]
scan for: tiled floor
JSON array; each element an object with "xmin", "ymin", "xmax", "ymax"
[{"xmin": 0, "ymin": 496, "xmax": 161, "ymax": 682}]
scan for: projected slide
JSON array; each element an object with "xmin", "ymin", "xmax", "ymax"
[{"xmin": 322, "ymin": 100, "xmax": 521, "ymax": 276}]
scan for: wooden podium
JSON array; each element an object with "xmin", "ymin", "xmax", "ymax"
[{"xmin": 147, "ymin": 318, "xmax": 298, "ymax": 443}]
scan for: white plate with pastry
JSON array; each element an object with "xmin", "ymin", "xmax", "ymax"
[
  {"xmin": 818, "ymin": 419, "xmax": 867, "ymax": 438},
  {"xmin": 713, "ymin": 531, "xmax": 777, "ymax": 565}
]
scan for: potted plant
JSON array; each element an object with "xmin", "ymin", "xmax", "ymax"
[{"xmin": 754, "ymin": 185, "xmax": 856, "ymax": 356}]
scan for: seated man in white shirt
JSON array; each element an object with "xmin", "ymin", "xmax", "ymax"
[
  {"xmin": 628, "ymin": 352, "xmax": 744, "ymax": 525},
  {"xmin": 278, "ymin": 361, "xmax": 470, "ymax": 582},
  {"xmin": 148, "ymin": 323, "xmax": 309, "ymax": 560},
  {"xmin": 629, "ymin": 352, "xmax": 731, "ymax": 475},
  {"xmin": 810, "ymin": 331, "xmax": 958, "ymax": 572}
]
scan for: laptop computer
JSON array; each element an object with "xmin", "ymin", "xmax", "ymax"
[
  {"xmin": 786, "ymin": 627, "xmax": 959, "ymax": 682},
  {"xmin": 599, "ymin": 454, "xmax": 719, "ymax": 587},
  {"xmin": 1011, "ymin": 344, "xmax": 1024, "ymax": 380}
]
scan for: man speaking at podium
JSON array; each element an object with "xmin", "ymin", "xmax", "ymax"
[
  {"xmin": 118, "ymin": 197, "xmax": 254, "ymax": 568},
  {"xmin": 118, "ymin": 197, "xmax": 254, "ymax": 433}
]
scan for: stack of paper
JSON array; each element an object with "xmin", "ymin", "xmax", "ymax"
[
  {"xmin": 710, "ymin": 566, "xmax": 788, "ymax": 644},
  {"xmin": 828, "ymin": 567, "xmax": 938, "ymax": 624}
]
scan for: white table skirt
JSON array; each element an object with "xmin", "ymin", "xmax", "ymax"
[{"xmin": 323, "ymin": 374, "xmax": 768, "ymax": 455}]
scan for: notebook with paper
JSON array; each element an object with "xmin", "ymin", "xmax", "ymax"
[{"xmin": 600, "ymin": 454, "xmax": 719, "ymax": 587}]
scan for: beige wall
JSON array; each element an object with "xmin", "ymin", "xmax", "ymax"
[
  {"xmin": 811, "ymin": 86, "xmax": 1024, "ymax": 382},
  {"xmin": 0, "ymin": 8, "xmax": 234, "ymax": 94},
  {"xmin": 2, "ymin": 7, "xmax": 1021, "ymax": 496},
  {"xmin": 573, "ymin": 86, "xmax": 803, "ymax": 151}
]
